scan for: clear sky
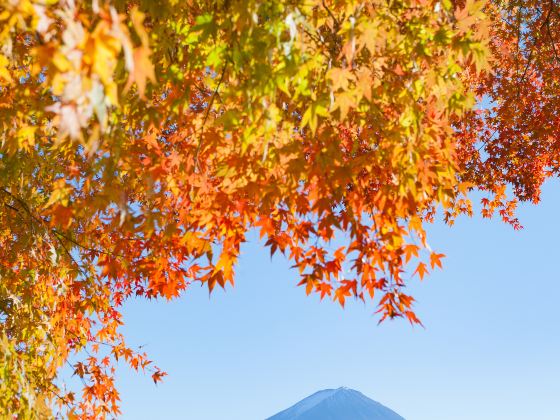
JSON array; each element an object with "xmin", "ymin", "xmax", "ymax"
[{"xmin": 115, "ymin": 180, "xmax": 560, "ymax": 420}]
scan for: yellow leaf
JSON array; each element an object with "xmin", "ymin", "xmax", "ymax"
[
  {"xmin": 88, "ymin": 23, "xmax": 121, "ymax": 101},
  {"xmin": 327, "ymin": 67, "xmax": 354, "ymax": 91},
  {"xmin": 129, "ymin": 46, "xmax": 156, "ymax": 98},
  {"xmin": 0, "ymin": 54, "xmax": 12, "ymax": 83},
  {"xmin": 332, "ymin": 91, "xmax": 355, "ymax": 120}
]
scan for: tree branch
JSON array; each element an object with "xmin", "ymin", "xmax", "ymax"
[{"xmin": 193, "ymin": 63, "xmax": 229, "ymax": 172}]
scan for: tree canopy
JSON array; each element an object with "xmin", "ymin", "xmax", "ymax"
[{"xmin": 0, "ymin": 0, "xmax": 558, "ymax": 417}]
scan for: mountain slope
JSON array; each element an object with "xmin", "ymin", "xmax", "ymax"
[{"xmin": 266, "ymin": 387, "xmax": 405, "ymax": 420}]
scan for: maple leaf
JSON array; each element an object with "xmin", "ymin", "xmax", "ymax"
[
  {"xmin": 414, "ymin": 262, "xmax": 429, "ymax": 281},
  {"xmin": 151, "ymin": 370, "xmax": 167, "ymax": 385},
  {"xmin": 128, "ymin": 46, "xmax": 156, "ymax": 98},
  {"xmin": 403, "ymin": 244, "xmax": 419, "ymax": 264},
  {"xmin": 0, "ymin": 54, "xmax": 13, "ymax": 83},
  {"xmin": 327, "ymin": 67, "xmax": 354, "ymax": 91},
  {"xmin": 429, "ymin": 253, "xmax": 445, "ymax": 270}
]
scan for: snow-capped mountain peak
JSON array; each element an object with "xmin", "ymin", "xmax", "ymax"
[{"xmin": 266, "ymin": 387, "xmax": 405, "ymax": 420}]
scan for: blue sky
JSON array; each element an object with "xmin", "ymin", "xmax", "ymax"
[{"xmin": 116, "ymin": 180, "xmax": 560, "ymax": 420}]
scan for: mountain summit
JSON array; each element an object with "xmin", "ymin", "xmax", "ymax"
[{"xmin": 266, "ymin": 387, "xmax": 405, "ymax": 420}]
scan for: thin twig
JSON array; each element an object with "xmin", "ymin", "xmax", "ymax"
[
  {"xmin": 546, "ymin": 18, "xmax": 560, "ymax": 62},
  {"xmin": 517, "ymin": 2, "xmax": 554, "ymax": 93},
  {"xmin": 193, "ymin": 63, "xmax": 228, "ymax": 171},
  {"xmin": 52, "ymin": 229, "xmax": 125, "ymax": 259},
  {"xmin": 322, "ymin": 0, "xmax": 340, "ymax": 30}
]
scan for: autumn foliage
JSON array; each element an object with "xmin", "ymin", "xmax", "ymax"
[{"xmin": 0, "ymin": 0, "xmax": 558, "ymax": 417}]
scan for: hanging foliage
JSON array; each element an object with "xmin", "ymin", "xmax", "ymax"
[{"xmin": 0, "ymin": 0, "xmax": 557, "ymax": 417}]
